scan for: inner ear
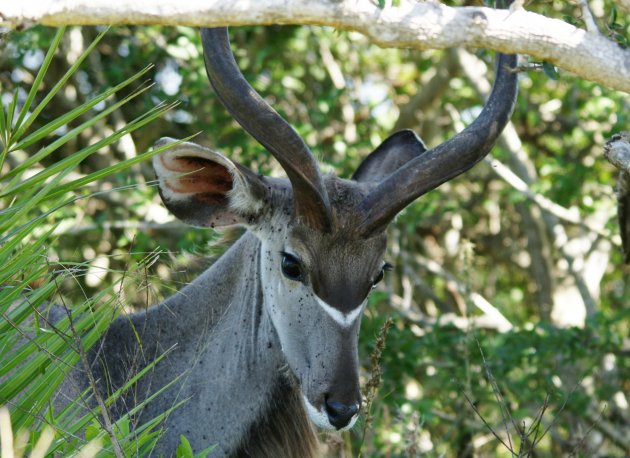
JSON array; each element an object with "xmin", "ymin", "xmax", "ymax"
[
  {"xmin": 160, "ymin": 155, "xmax": 233, "ymax": 205},
  {"xmin": 153, "ymin": 138, "xmax": 267, "ymax": 228},
  {"xmin": 352, "ymin": 130, "xmax": 428, "ymax": 183}
]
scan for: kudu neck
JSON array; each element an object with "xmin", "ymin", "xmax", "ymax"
[
  {"xmin": 134, "ymin": 231, "xmax": 317, "ymax": 456},
  {"xmin": 148, "ymin": 233, "xmax": 283, "ymax": 372}
]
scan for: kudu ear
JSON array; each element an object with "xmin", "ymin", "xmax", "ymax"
[
  {"xmin": 153, "ymin": 137, "xmax": 267, "ymax": 228},
  {"xmin": 352, "ymin": 130, "xmax": 428, "ymax": 183}
]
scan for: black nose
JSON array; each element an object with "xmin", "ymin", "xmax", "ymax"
[{"xmin": 325, "ymin": 398, "xmax": 360, "ymax": 429}]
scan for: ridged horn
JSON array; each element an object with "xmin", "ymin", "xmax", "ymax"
[{"xmin": 200, "ymin": 27, "xmax": 332, "ymax": 231}]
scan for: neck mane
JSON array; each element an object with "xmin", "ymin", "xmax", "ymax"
[{"xmin": 234, "ymin": 371, "xmax": 319, "ymax": 457}]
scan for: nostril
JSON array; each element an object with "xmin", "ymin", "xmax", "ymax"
[{"xmin": 324, "ymin": 398, "xmax": 360, "ymax": 430}]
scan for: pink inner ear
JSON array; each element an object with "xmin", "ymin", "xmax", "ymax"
[{"xmin": 163, "ymin": 156, "xmax": 233, "ymax": 198}]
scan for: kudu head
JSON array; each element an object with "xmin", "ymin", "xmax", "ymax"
[{"xmin": 152, "ymin": 27, "xmax": 517, "ymax": 431}]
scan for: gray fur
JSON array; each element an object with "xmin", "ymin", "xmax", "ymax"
[
  {"xmin": 60, "ymin": 140, "xmax": 391, "ymax": 456},
  {"xmin": 93, "ymin": 233, "xmax": 308, "ymax": 456}
]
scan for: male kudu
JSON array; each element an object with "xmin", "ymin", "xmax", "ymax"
[{"xmin": 62, "ymin": 24, "xmax": 517, "ymax": 457}]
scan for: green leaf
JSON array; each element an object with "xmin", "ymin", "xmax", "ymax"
[
  {"xmin": 85, "ymin": 420, "xmax": 100, "ymax": 441},
  {"xmin": 0, "ymin": 101, "xmax": 7, "ymax": 166},
  {"xmin": 195, "ymin": 444, "xmax": 217, "ymax": 458},
  {"xmin": 609, "ymin": 5, "xmax": 617, "ymax": 27},
  {"xmin": 1, "ymin": 100, "xmax": 176, "ymax": 199},
  {"xmin": 542, "ymin": 61, "xmax": 559, "ymax": 80},
  {"xmin": 12, "ymin": 28, "xmax": 66, "ymax": 137},
  {"xmin": 0, "ymin": 26, "xmax": 181, "ymax": 458},
  {"xmin": 2, "ymin": 89, "xmax": 20, "ymax": 155},
  {"xmin": 0, "ymin": 172, "xmax": 73, "ymax": 236},
  {"xmin": 9, "ymin": 65, "xmax": 154, "ymax": 154},
  {"xmin": 2, "ymin": 79, "xmax": 154, "ymax": 184},
  {"xmin": 12, "ymin": 27, "xmax": 110, "ymax": 142},
  {"xmin": 176, "ymin": 435, "xmax": 194, "ymax": 458},
  {"xmin": 115, "ymin": 417, "xmax": 131, "ymax": 438},
  {"xmin": 562, "ymin": 15, "xmax": 579, "ymax": 26}
]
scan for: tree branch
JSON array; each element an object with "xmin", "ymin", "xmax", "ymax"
[
  {"xmin": 1, "ymin": 0, "xmax": 628, "ymax": 92},
  {"xmin": 411, "ymin": 253, "xmax": 514, "ymax": 333},
  {"xmin": 604, "ymin": 132, "xmax": 630, "ymax": 263}
]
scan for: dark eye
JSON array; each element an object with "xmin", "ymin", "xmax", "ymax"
[
  {"xmin": 372, "ymin": 262, "xmax": 392, "ymax": 288},
  {"xmin": 281, "ymin": 252, "xmax": 304, "ymax": 282}
]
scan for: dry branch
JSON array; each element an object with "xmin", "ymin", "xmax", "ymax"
[
  {"xmin": 1, "ymin": 0, "xmax": 629, "ymax": 92},
  {"xmin": 604, "ymin": 132, "xmax": 630, "ymax": 263},
  {"xmin": 411, "ymin": 253, "xmax": 513, "ymax": 332}
]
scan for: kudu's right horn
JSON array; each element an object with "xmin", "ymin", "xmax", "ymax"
[{"xmin": 201, "ymin": 27, "xmax": 333, "ymax": 232}]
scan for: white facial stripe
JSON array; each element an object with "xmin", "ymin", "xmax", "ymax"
[
  {"xmin": 315, "ymin": 297, "xmax": 365, "ymax": 327},
  {"xmin": 301, "ymin": 395, "xmax": 359, "ymax": 432}
]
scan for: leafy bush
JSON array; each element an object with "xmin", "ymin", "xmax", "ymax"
[{"xmin": 0, "ymin": 28, "xmax": 178, "ymax": 456}]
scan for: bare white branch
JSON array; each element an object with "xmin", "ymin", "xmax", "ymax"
[
  {"xmin": 1, "ymin": 0, "xmax": 629, "ymax": 92},
  {"xmin": 485, "ymin": 156, "xmax": 614, "ymax": 241},
  {"xmin": 579, "ymin": 0, "xmax": 600, "ymax": 33},
  {"xmin": 412, "ymin": 254, "xmax": 514, "ymax": 333}
]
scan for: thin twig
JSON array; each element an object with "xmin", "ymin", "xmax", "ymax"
[
  {"xmin": 535, "ymin": 377, "xmax": 583, "ymax": 446},
  {"xmin": 527, "ymin": 392, "xmax": 551, "ymax": 451},
  {"xmin": 461, "ymin": 389, "xmax": 514, "ymax": 453},
  {"xmin": 474, "ymin": 338, "xmax": 520, "ymax": 454},
  {"xmin": 567, "ymin": 404, "xmax": 604, "ymax": 457}
]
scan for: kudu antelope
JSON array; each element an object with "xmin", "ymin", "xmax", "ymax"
[{"xmin": 62, "ymin": 26, "xmax": 517, "ymax": 457}]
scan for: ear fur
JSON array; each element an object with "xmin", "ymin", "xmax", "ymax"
[
  {"xmin": 352, "ymin": 130, "xmax": 428, "ymax": 183},
  {"xmin": 153, "ymin": 137, "xmax": 267, "ymax": 228}
]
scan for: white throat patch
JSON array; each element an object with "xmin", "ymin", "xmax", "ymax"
[{"xmin": 315, "ymin": 297, "xmax": 365, "ymax": 327}]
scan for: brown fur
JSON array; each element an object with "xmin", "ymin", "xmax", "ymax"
[{"xmin": 234, "ymin": 373, "xmax": 319, "ymax": 458}]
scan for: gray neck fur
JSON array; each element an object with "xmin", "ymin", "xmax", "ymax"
[{"xmin": 82, "ymin": 232, "xmax": 318, "ymax": 457}]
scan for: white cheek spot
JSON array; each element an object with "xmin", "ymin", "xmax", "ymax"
[
  {"xmin": 302, "ymin": 395, "xmax": 359, "ymax": 431},
  {"xmin": 315, "ymin": 297, "xmax": 365, "ymax": 327}
]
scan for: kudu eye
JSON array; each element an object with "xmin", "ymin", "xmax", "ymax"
[
  {"xmin": 372, "ymin": 262, "xmax": 393, "ymax": 289},
  {"xmin": 281, "ymin": 252, "xmax": 304, "ymax": 282}
]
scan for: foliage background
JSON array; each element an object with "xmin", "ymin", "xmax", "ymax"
[{"xmin": 0, "ymin": 1, "xmax": 628, "ymax": 456}]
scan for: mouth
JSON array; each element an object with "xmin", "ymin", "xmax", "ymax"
[{"xmin": 301, "ymin": 395, "xmax": 359, "ymax": 431}]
